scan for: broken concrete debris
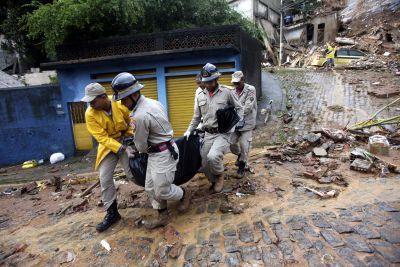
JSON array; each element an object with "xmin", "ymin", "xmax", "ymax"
[
  {"xmin": 350, "ymin": 159, "xmax": 373, "ymax": 172},
  {"xmin": 313, "ymin": 147, "xmax": 328, "ymax": 157}
]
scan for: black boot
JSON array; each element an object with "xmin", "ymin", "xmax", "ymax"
[
  {"xmin": 143, "ymin": 209, "xmax": 169, "ymax": 229},
  {"xmin": 96, "ymin": 200, "xmax": 121, "ymax": 232},
  {"xmin": 237, "ymin": 161, "xmax": 246, "ymax": 178},
  {"xmin": 235, "ymin": 154, "xmax": 241, "ymax": 167}
]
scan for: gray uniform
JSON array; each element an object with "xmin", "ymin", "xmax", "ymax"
[
  {"xmin": 131, "ymin": 95, "xmax": 183, "ymax": 210},
  {"xmin": 99, "ymin": 150, "xmax": 132, "ymax": 210},
  {"xmin": 195, "ymin": 87, "xmax": 204, "ymax": 130},
  {"xmin": 187, "ymin": 84, "xmax": 244, "ymax": 182},
  {"xmin": 230, "ymin": 83, "xmax": 257, "ymax": 163}
]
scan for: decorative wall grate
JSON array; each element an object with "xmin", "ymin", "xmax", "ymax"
[{"xmin": 56, "ymin": 25, "xmax": 241, "ymax": 62}]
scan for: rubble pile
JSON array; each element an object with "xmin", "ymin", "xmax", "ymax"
[
  {"xmin": 345, "ymin": 53, "xmax": 400, "ymax": 73},
  {"xmin": 281, "ymin": 0, "xmax": 400, "ymax": 73},
  {"xmin": 339, "ymin": 0, "xmax": 400, "ymax": 73},
  {"xmin": 263, "ymin": 122, "xmax": 400, "ymax": 199}
]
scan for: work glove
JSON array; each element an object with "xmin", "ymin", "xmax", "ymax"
[
  {"xmin": 183, "ymin": 131, "xmax": 191, "ymax": 141},
  {"xmin": 126, "ymin": 144, "xmax": 138, "ymax": 158}
]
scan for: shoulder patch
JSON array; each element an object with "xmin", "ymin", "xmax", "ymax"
[{"xmin": 130, "ymin": 119, "xmax": 137, "ymax": 132}]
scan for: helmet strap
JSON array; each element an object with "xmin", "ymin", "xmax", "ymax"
[{"xmin": 129, "ymin": 93, "xmax": 141, "ymax": 109}]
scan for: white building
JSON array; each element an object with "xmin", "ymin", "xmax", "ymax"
[{"xmin": 227, "ymin": 0, "xmax": 281, "ymax": 45}]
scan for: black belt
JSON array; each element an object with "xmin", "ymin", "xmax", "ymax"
[
  {"xmin": 204, "ymin": 127, "xmax": 219, "ymax": 134},
  {"xmin": 148, "ymin": 140, "xmax": 178, "ymax": 160}
]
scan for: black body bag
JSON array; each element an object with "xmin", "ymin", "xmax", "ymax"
[
  {"xmin": 216, "ymin": 105, "xmax": 240, "ymax": 133},
  {"xmin": 128, "ymin": 133, "xmax": 202, "ymax": 187}
]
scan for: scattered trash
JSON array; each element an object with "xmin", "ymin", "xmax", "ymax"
[
  {"xmin": 100, "ymin": 240, "xmax": 111, "ymax": 252},
  {"xmin": 163, "ymin": 225, "xmax": 183, "ymax": 259},
  {"xmin": 50, "ymin": 176, "xmax": 62, "ymax": 192},
  {"xmin": 22, "ymin": 160, "xmax": 38, "ymax": 169},
  {"xmin": 50, "ymin": 153, "xmax": 65, "ymax": 164},
  {"xmin": 383, "ymin": 52, "xmax": 390, "ymax": 57},
  {"xmin": 321, "ymin": 128, "xmax": 349, "ymax": 142},
  {"xmin": 350, "ymin": 158, "xmax": 373, "ymax": 172},
  {"xmin": 282, "ymin": 112, "xmax": 293, "ymax": 124},
  {"xmin": 378, "ymin": 163, "xmax": 390, "ymax": 177},
  {"xmin": 313, "ymin": 147, "xmax": 327, "ymax": 157},
  {"xmin": 303, "ymin": 186, "xmax": 339, "ymax": 199},
  {"xmin": 51, "ymin": 250, "xmax": 76, "ymax": 265},
  {"xmin": 303, "ymin": 133, "xmax": 321, "ymax": 144},
  {"xmin": 369, "ymin": 135, "xmax": 390, "ymax": 155}
]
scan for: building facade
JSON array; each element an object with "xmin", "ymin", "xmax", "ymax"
[{"xmin": 1, "ymin": 25, "xmax": 264, "ymax": 165}]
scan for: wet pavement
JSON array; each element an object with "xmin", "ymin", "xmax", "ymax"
[
  {"xmin": 254, "ymin": 69, "xmax": 399, "ymax": 145},
  {"xmin": 0, "ymin": 69, "xmax": 399, "ymax": 266}
]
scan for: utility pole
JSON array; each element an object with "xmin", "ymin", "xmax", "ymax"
[{"xmin": 279, "ymin": 0, "xmax": 283, "ymax": 66}]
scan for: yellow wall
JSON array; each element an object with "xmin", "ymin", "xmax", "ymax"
[
  {"xmin": 167, "ymin": 72, "xmax": 233, "ymax": 137},
  {"xmin": 70, "ymin": 102, "xmax": 93, "ymax": 150}
]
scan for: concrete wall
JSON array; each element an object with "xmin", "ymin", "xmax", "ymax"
[
  {"xmin": 311, "ymin": 13, "xmax": 338, "ymax": 44},
  {"xmin": 23, "ymin": 71, "xmax": 57, "ymax": 86},
  {"xmin": 0, "ymin": 85, "xmax": 74, "ymax": 166},
  {"xmin": 259, "ymin": 0, "xmax": 280, "ymax": 13}
]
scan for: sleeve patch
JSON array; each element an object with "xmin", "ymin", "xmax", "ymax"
[{"xmin": 130, "ymin": 119, "xmax": 136, "ymax": 132}]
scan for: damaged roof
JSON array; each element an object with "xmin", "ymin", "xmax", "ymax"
[{"xmin": 0, "ymin": 70, "xmax": 24, "ymax": 88}]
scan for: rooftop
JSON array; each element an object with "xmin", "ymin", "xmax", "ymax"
[{"xmin": 41, "ymin": 25, "xmax": 261, "ymax": 69}]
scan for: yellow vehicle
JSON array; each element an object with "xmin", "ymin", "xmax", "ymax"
[{"xmin": 312, "ymin": 48, "xmax": 366, "ymax": 67}]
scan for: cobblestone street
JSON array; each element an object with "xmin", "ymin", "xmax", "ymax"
[
  {"xmin": 0, "ymin": 69, "xmax": 399, "ymax": 266},
  {"xmin": 254, "ymin": 69, "xmax": 398, "ymax": 144}
]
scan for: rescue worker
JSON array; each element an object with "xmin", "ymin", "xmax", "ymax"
[
  {"xmin": 111, "ymin": 72, "xmax": 191, "ymax": 229},
  {"xmin": 229, "ymin": 71, "xmax": 257, "ymax": 178},
  {"xmin": 195, "ymin": 73, "xmax": 205, "ymax": 95},
  {"xmin": 326, "ymin": 43, "xmax": 336, "ymax": 69},
  {"xmin": 184, "ymin": 63, "xmax": 244, "ymax": 192},
  {"xmin": 81, "ymin": 83, "xmax": 133, "ymax": 232},
  {"xmin": 195, "ymin": 73, "xmax": 205, "ymax": 131}
]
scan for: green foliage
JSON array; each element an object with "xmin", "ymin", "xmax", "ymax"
[
  {"xmin": 25, "ymin": 0, "xmax": 263, "ymax": 58},
  {"xmin": 0, "ymin": 0, "xmax": 51, "ymax": 67},
  {"xmin": 27, "ymin": 0, "xmax": 143, "ymax": 58}
]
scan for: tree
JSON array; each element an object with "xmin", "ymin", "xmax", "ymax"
[
  {"xmin": 27, "ymin": 0, "xmax": 143, "ymax": 59},
  {"xmin": 26, "ymin": 0, "xmax": 263, "ymax": 58},
  {"xmin": 0, "ymin": 0, "xmax": 51, "ymax": 68}
]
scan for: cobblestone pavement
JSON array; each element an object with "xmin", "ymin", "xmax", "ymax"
[
  {"xmin": 1, "ymin": 164, "xmax": 399, "ymax": 266},
  {"xmin": 0, "ymin": 69, "xmax": 399, "ymax": 266},
  {"xmin": 254, "ymin": 69, "xmax": 399, "ymax": 144}
]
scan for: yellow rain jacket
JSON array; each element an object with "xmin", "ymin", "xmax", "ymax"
[
  {"xmin": 85, "ymin": 101, "xmax": 133, "ymax": 169},
  {"xmin": 326, "ymin": 45, "xmax": 336, "ymax": 59}
]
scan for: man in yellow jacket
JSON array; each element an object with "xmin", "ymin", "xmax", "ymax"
[
  {"xmin": 326, "ymin": 43, "xmax": 336, "ymax": 69},
  {"xmin": 82, "ymin": 83, "xmax": 134, "ymax": 232}
]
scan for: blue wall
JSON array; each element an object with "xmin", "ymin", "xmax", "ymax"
[
  {"xmin": 0, "ymin": 85, "xmax": 75, "ymax": 166},
  {"xmin": 0, "ymin": 51, "xmax": 240, "ymax": 166},
  {"xmin": 57, "ymin": 53, "xmax": 241, "ymax": 112}
]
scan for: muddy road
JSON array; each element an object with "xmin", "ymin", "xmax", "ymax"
[{"xmin": 0, "ymin": 69, "xmax": 399, "ymax": 266}]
